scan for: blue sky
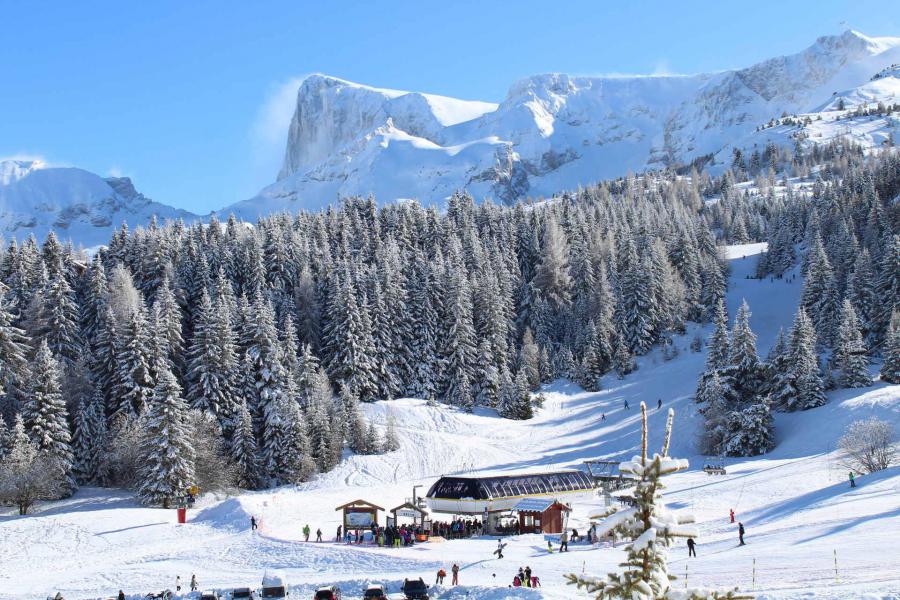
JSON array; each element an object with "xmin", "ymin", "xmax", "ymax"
[{"xmin": 1, "ymin": 0, "xmax": 895, "ymax": 214}]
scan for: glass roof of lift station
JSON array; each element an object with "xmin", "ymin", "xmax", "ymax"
[{"xmin": 426, "ymin": 471, "xmax": 593, "ymax": 500}]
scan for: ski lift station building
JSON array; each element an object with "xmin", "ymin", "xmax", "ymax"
[{"xmin": 424, "ymin": 471, "xmax": 594, "ymax": 516}]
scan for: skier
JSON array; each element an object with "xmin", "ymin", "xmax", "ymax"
[
  {"xmin": 451, "ymin": 563, "xmax": 460, "ymax": 585},
  {"xmin": 493, "ymin": 539, "xmax": 506, "ymax": 559},
  {"xmin": 560, "ymin": 530, "xmax": 569, "ymax": 552},
  {"xmin": 729, "ymin": 508, "xmax": 735, "ymax": 523},
  {"xmin": 250, "ymin": 515, "xmax": 257, "ymax": 530},
  {"xmin": 316, "ymin": 528, "xmax": 323, "ymax": 542},
  {"xmin": 623, "ymin": 400, "xmax": 629, "ymax": 410},
  {"xmin": 849, "ymin": 471, "xmax": 856, "ymax": 488},
  {"xmin": 336, "ymin": 524, "xmax": 342, "ymax": 541},
  {"xmin": 738, "ymin": 522, "xmax": 746, "ymax": 546},
  {"xmin": 303, "ymin": 524, "xmax": 311, "ymax": 542},
  {"xmin": 601, "ymin": 413, "xmax": 606, "ymax": 422},
  {"xmin": 524, "ymin": 566, "xmax": 532, "ymax": 587},
  {"xmin": 531, "ymin": 576, "xmax": 540, "ymax": 587},
  {"xmin": 657, "ymin": 399, "xmax": 662, "ymax": 410},
  {"xmin": 517, "ymin": 568, "xmax": 525, "ymax": 585},
  {"xmin": 546, "ymin": 540, "xmax": 553, "ymax": 553},
  {"xmin": 175, "ymin": 576, "xmax": 181, "ymax": 592},
  {"xmin": 190, "ymin": 574, "xmax": 198, "ymax": 591},
  {"xmin": 436, "ymin": 568, "xmax": 446, "ymax": 584},
  {"xmin": 117, "ymin": 592, "xmax": 125, "ymax": 600},
  {"xmin": 687, "ymin": 537, "xmax": 696, "ymax": 557}
]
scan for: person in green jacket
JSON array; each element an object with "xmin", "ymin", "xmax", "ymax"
[
  {"xmin": 849, "ymin": 471, "xmax": 856, "ymax": 488},
  {"xmin": 303, "ymin": 524, "xmax": 311, "ymax": 541}
]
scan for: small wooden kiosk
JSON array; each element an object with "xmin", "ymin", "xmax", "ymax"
[
  {"xmin": 512, "ymin": 498, "xmax": 571, "ymax": 534},
  {"xmin": 336, "ymin": 499, "xmax": 384, "ymax": 529},
  {"xmin": 389, "ymin": 501, "xmax": 427, "ymax": 528}
]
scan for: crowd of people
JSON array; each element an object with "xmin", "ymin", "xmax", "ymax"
[{"xmin": 430, "ymin": 518, "xmax": 482, "ymax": 539}]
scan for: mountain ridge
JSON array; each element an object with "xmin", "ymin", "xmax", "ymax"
[{"xmin": 225, "ymin": 29, "xmax": 900, "ymax": 221}]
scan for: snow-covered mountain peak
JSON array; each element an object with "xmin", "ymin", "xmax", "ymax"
[
  {"xmin": 244, "ymin": 30, "xmax": 900, "ymax": 218},
  {"xmin": 0, "ymin": 158, "xmax": 47, "ymax": 185},
  {"xmin": 0, "ymin": 162, "xmax": 197, "ymax": 247}
]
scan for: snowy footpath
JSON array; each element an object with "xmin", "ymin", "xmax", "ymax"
[{"xmin": 1, "ymin": 244, "xmax": 898, "ymax": 600}]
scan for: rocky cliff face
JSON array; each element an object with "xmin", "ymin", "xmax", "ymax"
[{"xmin": 229, "ymin": 30, "xmax": 900, "ymax": 218}]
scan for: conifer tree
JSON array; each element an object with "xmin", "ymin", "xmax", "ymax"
[
  {"xmin": 383, "ymin": 408, "xmax": 400, "ymax": 452},
  {"xmin": 138, "ymin": 362, "xmax": 195, "ymax": 508},
  {"xmin": 881, "ymin": 311, "xmax": 900, "ymax": 384},
  {"xmin": 112, "ymin": 305, "xmax": 155, "ymax": 419},
  {"xmin": 567, "ymin": 404, "xmax": 749, "ymax": 600},
  {"xmin": 781, "ymin": 307, "xmax": 826, "ymax": 411},
  {"xmin": 23, "ymin": 340, "xmax": 76, "ymax": 495},
  {"xmin": 0, "ymin": 290, "xmax": 30, "ymax": 416},
  {"xmin": 231, "ymin": 399, "xmax": 260, "ymax": 489},
  {"xmin": 833, "ymin": 300, "xmax": 872, "ymax": 388},
  {"xmin": 38, "ymin": 274, "xmax": 81, "ymax": 368}
]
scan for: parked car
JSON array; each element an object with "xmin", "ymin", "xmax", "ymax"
[
  {"xmin": 314, "ymin": 586, "xmax": 341, "ymax": 600},
  {"xmin": 401, "ymin": 579, "xmax": 429, "ymax": 600},
  {"xmin": 261, "ymin": 572, "xmax": 289, "ymax": 599},
  {"xmin": 231, "ymin": 588, "xmax": 254, "ymax": 599},
  {"xmin": 362, "ymin": 585, "xmax": 386, "ymax": 600},
  {"xmin": 199, "ymin": 592, "xmax": 219, "ymax": 600}
]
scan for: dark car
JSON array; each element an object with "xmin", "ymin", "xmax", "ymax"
[
  {"xmin": 231, "ymin": 589, "xmax": 254, "ymax": 600},
  {"xmin": 315, "ymin": 587, "xmax": 341, "ymax": 600},
  {"xmin": 401, "ymin": 579, "xmax": 429, "ymax": 600},
  {"xmin": 362, "ymin": 585, "xmax": 386, "ymax": 600}
]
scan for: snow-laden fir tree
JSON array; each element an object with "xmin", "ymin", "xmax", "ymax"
[
  {"xmin": 230, "ymin": 399, "xmax": 260, "ymax": 489},
  {"xmin": 323, "ymin": 270, "xmax": 378, "ymax": 401},
  {"xmin": 112, "ymin": 304, "xmax": 155, "ymax": 418},
  {"xmin": 777, "ymin": 307, "xmax": 826, "ymax": 411},
  {"xmin": 0, "ymin": 289, "xmax": 30, "ymax": 416},
  {"xmin": 567, "ymin": 403, "xmax": 751, "ymax": 600},
  {"xmin": 722, "ymin": 300, "xmax": 760, "ymax": 402},
  {"xmin": 37, "ymin": 273, "xmax": 81, "ymax": 368},
  {"xmin": 138, "ymin": 361, "xmax": 195, "ymax": 508},
  {"xmin": 442, "ymin": 248, "xmax": 478, "ymax": 411},
  {"xmin": 383, "ymin": 408, "xmax": 400, "ymax": 452},
  {"xmin": 22, "ymin": 340, "xmax": 75, "ymax": 495},
  {"xmin": 880, "ymin": 311, "xmax": 900, "ymax": 384},
  {"xmin": 724, "ymin": 398, "xmax": 775, "ymax": 457},
  {"xmin": 833, "ymin": 299, "xmax": 872, "ymax": 388}
]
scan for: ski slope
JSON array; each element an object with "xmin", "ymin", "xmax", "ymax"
[{"xmin": 1, "ymin": 244, "xmax": 898, "ymax": 600}]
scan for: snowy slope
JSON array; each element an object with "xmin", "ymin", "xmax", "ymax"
[
  {"xmin": 0, "ymin": 159, "xmax": 199, "ymax": 247},
  {"xmin": 225, "ymin": 31, "xmax": 900, "ymax": 218},
  {"xmin": 2, "ymin": 243, "xmax": 898, "ymax": 600}
]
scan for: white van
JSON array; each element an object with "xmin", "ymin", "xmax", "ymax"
[{"xmin": 261, "ymin": 572, "xmax": 289, "ymax": 599}]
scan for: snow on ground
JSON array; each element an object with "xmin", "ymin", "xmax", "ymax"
[{"xmin": 1, "ymin": 244, "xmax": 898, "ymax": 600}]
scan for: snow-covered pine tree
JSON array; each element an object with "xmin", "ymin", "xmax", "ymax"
[
  {"xmin": 323, "ymin": 270, "xmax": 378, "ymax": 401},
  {"xmin": 71, "ymin": 398, "xmax": 95, "ymax": 485},
  {"xmin": 187, "ymin": 290, "xmax": 241, "ymax": 432},
  {"xmin": 383, "ymin": 408, "xmax": 400, "ymax": 452},
  {"xmin": 341, "ymin": 386, "xmax": 368, "ymax": 454},
  {"xmin": 230, "ymin": 399, "xmax": 260, "ymax": 489},
  {"xmin": 879, "ymin": 310, "xmax": 900, "ymax": 384},
  {"xmin": 153, "ymin": 277, "xmax": 185, "ymax": 377},
  {"xmin": 112, "ymin": 304, "xmax": 155, "ymax": 419},
  {"xmin": 23, "ymin": 340, "xmax": 76, "ymax": 495},
  {"xmin": 137, "ymin": 361, "xmax": 195, "ymax": 508},
  {"xmin": 613, "ymin": 335, "xmax": 637, "ymax": 379},
  {"xmin": 725, "ymin": 397, "xmax": 775, "ymax": 457},
  {"xmin": 567, "ymin": 403, "xmax": 750, "ymax": 600},
  {"xmin": 724, "ymin": 300, "xmax": 761, "ymax": 402},
  {"xmin": 475, "ymin": 338, "xmax": 501, "ymax": 407},
  {"xmin": 442, "ymin": 251, "xmax": 477, "ymax": 410},
  {"xmin": 0, "ymin": 290, "xmax": 30, "ymax": 416},
  {"xmin": 784, "ymin": 307, "xmax": 826, "ymax": 411},
  {"xmin": 833, "ymin": 300, "xmax": 872, "ymax": 388},
  {"xmin": 38, "ymin": 273, "xmax": 81, "ymax": 368},
  {"xmin": 518, "ymin": 328, "xmax": 541, "ymax": 389}
]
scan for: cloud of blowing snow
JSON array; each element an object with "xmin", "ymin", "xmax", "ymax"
[{"xmin": 248, "ymin": 75, "xmax": 308, "ymax": 184}]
